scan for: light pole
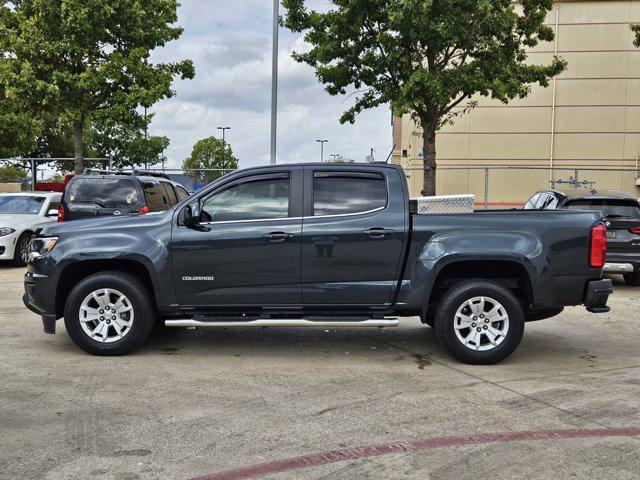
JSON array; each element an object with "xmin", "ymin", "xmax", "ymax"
[
  {"xmin": 316, "ymin": 140, "xmax": 328, "ymax": 163},
  {"xmin": 270, "ymin": 0, "xmax": 279, "ymax": 165},
  {"xmin": 217, "ymin": 126, "xmax": 231, "ymax": 172},
  {"xmin": 329, "ymin": 154, "xmax": 339, "ymax": 163}
]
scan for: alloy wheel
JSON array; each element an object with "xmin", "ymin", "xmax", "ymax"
[
  {"xmin": 453, "ymin": 296, "xmax": 510, "ymax": 351},
  {"xmin": 79, "ymin": 288, "xmax": 135, "ymax": 343}
]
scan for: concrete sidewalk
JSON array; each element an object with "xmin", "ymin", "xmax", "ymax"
[{"xmin": 0, "ymin": 265, "xmax": 638, "ymax": 479}]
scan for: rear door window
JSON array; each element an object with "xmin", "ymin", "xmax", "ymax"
[
  {"xmin": 533, "ymin": 193, "xmax": 551, "ymax": 210},
  {"xmin": 143, "ymin": 182, "xmax": 170, "ymax": 212},
  {"xmin": 524, "ymin": 194, "xmax": 541, "ymax": 210},
  {"xmin": 66, "ymin": 178, "xmax": 138, "ymax": 208},
  {"xmin": 565, "ymin": 199, "xmax": 640, "ymax": 219},
  {"xmin": 47, "ymin": 197, "xmax": 61, "ymax": 214},
  {"xmin": 313, "ymin": 172, "xmax": 387, "ymax": 216},
  {"xmin": 176, "ymin": 185, "xmax": 190, "ymax": 202},
  {"xmin": 161, "ymin": 182, "xmax": 178, "ymax": 206}
]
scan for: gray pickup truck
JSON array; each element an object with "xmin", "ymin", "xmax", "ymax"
[{"xmin": 23, "ymin": 163, "xmax": 612, "ymax": 364}]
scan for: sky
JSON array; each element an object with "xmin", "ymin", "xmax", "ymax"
[{"xmin": 147, "ymin": 1, "xmax": 393, "ymax": 169}]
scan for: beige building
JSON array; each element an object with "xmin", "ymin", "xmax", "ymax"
[{"xmin": 393, "ymin": 0, "xmax": 640, "ymax": 203}]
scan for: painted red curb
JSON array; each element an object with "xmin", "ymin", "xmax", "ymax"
[{"xmin": 191, "ymin": 427, "xmax": 640, "ymax": 480}]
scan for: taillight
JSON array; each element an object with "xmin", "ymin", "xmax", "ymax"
[
  {"xmin": 590, "ymin": 223, "xmax": 607, "ymax": 268},
  {"xmin": 139, "ymin": 206, "xmax": 149, "ymax": 215},
  {"xmin": 57, "ymin": 205, "xmax": 64, "ymax": 222},
  {"xmin": 629, "ymin": 227, "xmax": 640, "ymax": 235}
]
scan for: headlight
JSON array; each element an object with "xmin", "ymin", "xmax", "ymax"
[
  {"xmin": 28, "ymin": 236, "xmax": 58, "ymax": 258},
  {"xmin": 0, "ymin": 227, "xmax": 15, "ymax": 237}
]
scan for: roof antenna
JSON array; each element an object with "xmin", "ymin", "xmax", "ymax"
[{"xmin": 384, "ymin": 144, "xmax": 396, "ymax": 163}]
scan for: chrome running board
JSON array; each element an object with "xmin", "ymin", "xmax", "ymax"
[{"xmin": 164, "ymin": 318, "xmax": 399, "ymax": 328}]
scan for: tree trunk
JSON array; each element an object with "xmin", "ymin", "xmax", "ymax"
[
  {"xmin": 73, "ymin": 118, "xmax": 84, "ymax": 174},
  {"xmin": 421, "ymin": 123, "xmax": 437, "ymax": 196}
]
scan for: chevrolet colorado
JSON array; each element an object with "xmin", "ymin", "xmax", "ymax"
[{"xmin": 23, "ymin": 163, "xmax": 612, "ymax": 364}]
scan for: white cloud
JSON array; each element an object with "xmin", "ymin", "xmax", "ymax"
[{"xmin": 148, "ymin": 0, "xmax": 392, "ymax": 168}]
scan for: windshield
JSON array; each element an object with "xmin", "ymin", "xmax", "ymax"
[
  {"xmin": 66, "ymin": 178, "xmax": 138, "ymax": 208},
  {"xmin": 0, "ymin": 195, "xmax": 46, "ymax": 214},
  {"xmin": 565, "ymin": 199, "xmax": 640, "ymax": 219}
]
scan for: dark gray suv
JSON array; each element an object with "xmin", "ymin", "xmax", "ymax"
[
  {"xmin": 60, "ymin": 169, "xmax": 190, "ymax": 222},
  {"xmin": 525, "ymin": 188, "xmax": 640, "ymax": 285}
]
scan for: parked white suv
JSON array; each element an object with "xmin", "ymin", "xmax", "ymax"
[{"xmin": 0, "ymin": 192, "xmax": 62, "ymax": 266}]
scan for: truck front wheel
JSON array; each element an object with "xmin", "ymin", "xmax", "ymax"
[
  {"xmin": 434, "ymin": 280, "xmax": 525, "ymax": 365},
  {"xmin": 63, "ymin": 271, "xmax": 156, "ymax": 355}
]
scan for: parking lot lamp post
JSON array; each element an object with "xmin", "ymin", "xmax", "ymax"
[
  {"xmin": 316, "ymin": 139, "xmax": 328, "ymax": 163},
  {"xmin": 217, "ymin": 126, "xmax": 231, "ymax": 172},
  {"xmin": 270, "ymin": 0, "xmax": 279, "ymax": 165}
]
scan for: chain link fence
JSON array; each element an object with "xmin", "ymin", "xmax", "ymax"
[
  {"xmin": 2, "ymin": 158, "xmax": 639, "ymax": 209},
  {"xmin": 404, "ymin": 166, "xmax": 640, "ymax": 209}
]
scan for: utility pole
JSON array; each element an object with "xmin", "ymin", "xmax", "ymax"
[
  {"xmin": 144, "ymin": 106, "xmax": 149, "ymax": 170},
  {"xmin": 316, "ymin": 139, "xmax": 328, "ymax": 163},
  {"xmin": 270, "ymin": 0, "xmax": 279, "ymax": 165},
  {"xmin": 217, "ymin": 126, "xmax": 231, "ymax": 172}
]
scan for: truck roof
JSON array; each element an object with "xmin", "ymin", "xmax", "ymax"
[
  {"xmin": 549, "ymin": 188, "xmax": 636, "ymax": 201},
  {"xmin": 233, "ymin": 162, "xmax": 401, "ymax": 173}
]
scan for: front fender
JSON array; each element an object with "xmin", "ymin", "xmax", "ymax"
[{"xmin": 46, "ymin": 228, "xmax": 174, "ymax": 311}]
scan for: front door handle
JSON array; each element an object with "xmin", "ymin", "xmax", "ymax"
[
  {"xmin": 263, "ymin": 231, "xmax": 295, "ymax": 242},
  {"xmin": 363, "ymin": 228, "xmax": 395, "ymax": 238}
]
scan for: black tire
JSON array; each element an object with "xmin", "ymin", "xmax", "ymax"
[
  {"xmin": 623, "ymin": 273, "xmax": 640, "ymax": 286},
  {"xmin": 434, "ymin": 280, "xmax": 525, "ymax": 365},
  {"xmin": 10, "ymin": 231, "xmax": 33, "ymax": 267},
  {"xmin": 64, "ymin": 271, "xmax": 156, "ymax": 355}
]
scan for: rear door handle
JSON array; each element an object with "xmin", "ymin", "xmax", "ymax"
[
  {"xmin": 363, "ymin": 228, "xmax": 395, "ymax": 238},
  {"xmin": 263, "ymin": 231, "xmax": 295, "ymax": 242}
]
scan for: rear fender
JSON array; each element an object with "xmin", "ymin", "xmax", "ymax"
[{"xmin": 399, "ymin": 231, "xmax": 541, "ymax": 312}]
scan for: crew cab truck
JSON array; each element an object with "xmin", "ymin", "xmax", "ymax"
[{"xmin": 23, "ymin": 163, "xmax": 613, "ymax": 364}]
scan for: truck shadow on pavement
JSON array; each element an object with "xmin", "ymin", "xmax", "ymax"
[{"xmin": 134, "ymin": 319, "xmax": 597, "ymax": 368}]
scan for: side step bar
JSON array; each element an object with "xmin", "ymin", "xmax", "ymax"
[{"xmin": 164, "ymin": 318, "xmax": 400, "ymax": 328}]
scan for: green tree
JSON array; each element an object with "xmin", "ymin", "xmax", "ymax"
[
  {"xmin": 283, "ymin": 0, "xmax": 566, "ymax": 195},
  {"xmin": 42, "ymin": 172, "xmax": 66, "ymax": 183},
  {"xmin": 0, "ymin": 163, "xmax": 28, "ymax": 183},
  {"xmin": 0, "ymin": 85, "xmax": 41, "ymax": 158},
  {"xmin": 182, "ymin": 136, "xmax": 239, "ymax": 183},
  {"xmin": 89, "ymin": 113, "xmax": 170, "ymax": 169},
  {"xmin": 327, "ymin": 154, "xmax": 355, "ymax": 163},
  {"xmin": 0, "ymin": 0, "xmax": 194, "ymax": 173},
  {"xmin": 632, "ymin": 24, "xmax": 640, "ymax": 47}
]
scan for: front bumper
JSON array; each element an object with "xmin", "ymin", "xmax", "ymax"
[
  {"xmin": 585, "ymin": 279, "xmax": 613, "ymax": 313},
  {"xmin": 23, "ymin": 260, "xmax": 59, "ymax": 334},
  {"xmin": 0, "ymin": 232, "xmax": 18, "ymax": 260}
]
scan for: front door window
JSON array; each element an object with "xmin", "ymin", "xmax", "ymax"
[{"xmin": 202, "ymin": 177, "xmax": 290, "ymax": 222}]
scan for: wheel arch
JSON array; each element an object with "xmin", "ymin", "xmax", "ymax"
[
  {"xmin": 12, "ymin": 229, "xmax": 35, "ymax": 262},
  {"xmin": 55, "ymin": 259, "xmax": 156, "ymax": 318},
  {"xmin": 423, "ymin": 259, "xmax": 534, "ymax": 321}
]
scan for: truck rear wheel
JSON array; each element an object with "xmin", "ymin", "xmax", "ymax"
[
  {"xmin": 434, "ymin": 280, "xmax": 525, "ymax": 364},
  {"xmin": 63, "ymin": 271, "xmax": 156, "ymax": 355}
]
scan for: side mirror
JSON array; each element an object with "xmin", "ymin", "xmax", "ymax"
[
  {"xmin": 46, "ymin": 209, "xmax": 59, "ymax": 217},
  {"xmin": 182, "ymin": 202, "xmax": 202, "ymax": 228}
]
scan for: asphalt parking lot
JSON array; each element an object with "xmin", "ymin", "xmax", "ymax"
[{"xmin": 0, "ymin": 265, "xmax": 639, "ymax": 480}]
